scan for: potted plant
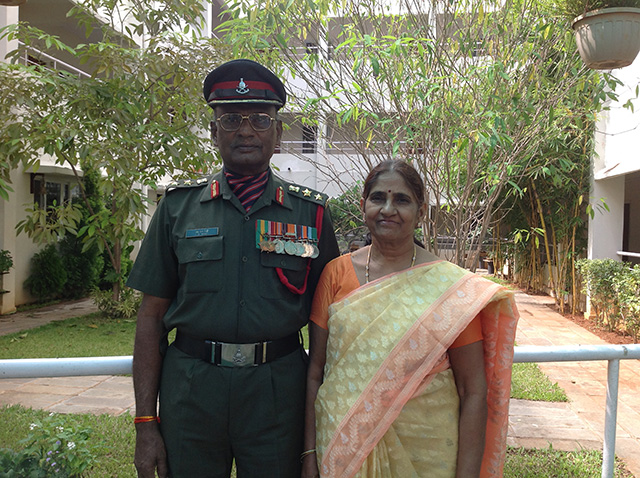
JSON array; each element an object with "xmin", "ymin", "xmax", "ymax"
[{"xmin": 560, "ymin": 0, "xmax": 640, "ymax": 69}]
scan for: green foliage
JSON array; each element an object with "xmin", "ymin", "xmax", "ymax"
[
  {"xmin": 91, "ymin": 287, "xmax": 141, "ymax": 319},
  {"xmin": 577, "ymin": 258, "xmax": 640, "ymax": 338},
  {"xmin": 553, "ymin": 0, "xmax": 640, "ymax": 19},
  {"xmin": 0, "ymin": 412, "xmax": 97, "ymax": 478},
  {"xmin": 0, "ymin": 250, "xmax": 13, "ymax": 275},
  {"xmin": 58, "ymin": 234, "xmax": 103, "ymax": 300},
  {"xmin": 217, "ymin": 0, "xmax": 619, "ymax": 271},
  {"xmin": 0, "ymin": 406, "xmax": 132, "ymax": 478},
  {"xmin": 15, "ymin": 202, "xmax": 83, "ymax": 245},
  {"xmin": 0, "ymin": 1, "xmax": 232, "ymax": 297},
  {"xmin": 614, "ymin": 265, "xmax": 640, "ymax": 341},
  {"xmin": 576, "ymin": 258, "xmax": 625, "ymax": 329},
  {"xmin": 24, "ymin": 245, "xmax": 67, "ymax": 301},
  {"xmin": 327, "ymin": 184, "xmax": 366, "ymax": 249}
]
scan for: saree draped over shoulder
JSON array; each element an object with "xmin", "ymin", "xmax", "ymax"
[{"xmin": 315, "ymin": 260, "xmax": 519, "ymax": 478}]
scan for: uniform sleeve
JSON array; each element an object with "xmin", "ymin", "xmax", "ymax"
[
  {"xmin": 449, "ymin": 314, "xmax": 483, "ymax": 349},
  {"xmin": 126, "ymin": 197, "xmax": 179, "ymax": 299}
]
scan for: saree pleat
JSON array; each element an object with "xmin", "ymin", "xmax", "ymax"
[{"xmin": 315, "ymin": 261, "xmax": 518, "ymax": 478}]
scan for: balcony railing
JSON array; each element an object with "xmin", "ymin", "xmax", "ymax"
[{"xmin": 17, "ymin": 41, "xmax": 90, "ymax": 78}]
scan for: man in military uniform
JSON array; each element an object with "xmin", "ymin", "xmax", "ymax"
[{"xmin": 128, "ymin": 59, "xmax": 340, "ymax": 478}]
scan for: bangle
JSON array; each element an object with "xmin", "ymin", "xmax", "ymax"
[
  {"xmin": 300, "ymin": 449, "xmax": 316, "ymax": 462},
  {"xmin": 134, "ymin": 415, "xmax": 160, "ymax": 424}
]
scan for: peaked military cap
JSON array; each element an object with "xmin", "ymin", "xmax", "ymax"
[{"xmin": 203, "ymin": 59, "xmax": 287, "ymax": 109}]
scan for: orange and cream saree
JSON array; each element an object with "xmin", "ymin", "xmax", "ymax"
[{"xmin": 315, "ymin": 260, "xmax": 518, "ymax": 478}]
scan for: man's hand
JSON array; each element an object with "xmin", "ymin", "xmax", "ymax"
[{"xmin": 134, "ymin": 422, "xmax": 168, "ymax": 478}]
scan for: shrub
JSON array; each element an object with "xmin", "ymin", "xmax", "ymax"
[
  {"xmin": 577, "ymin": 258, "xmax": 640, "ymax": 338},
  {"xmin": 0, "ymin": 250, "xmax": 13, "ymax": 275},
  {"xmin": 91, "ymin": 287, "xmax": 141, "ymax": 319},
  {"xmin": 58, "ymin": 234, "xmax": 103, "ymax": 299},
  {"xmin": 0, "ymin": 412, "xmax": 97, "ymax": 477},
  {"xmin": 24, "ymin": 245, "xmax": 67, "ymax": 301},
  {"xmin": 613, "ymin": 264, "xmax": 640, "ymax": 341}
]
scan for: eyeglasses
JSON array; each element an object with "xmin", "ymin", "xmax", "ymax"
[{"xmin": 216, "ymin": 113, "xmax": 276, "ymax": 132}]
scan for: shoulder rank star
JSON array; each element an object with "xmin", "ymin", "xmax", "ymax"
[
  {"xmin": 211, "ymin": 180, "xmax": 220, "ymax": 199},
  {"xmin": 302, "ymin": 188, "xmax": 312, "ymax": 197},
  {"xmin": 315, "ymin": 193, "xmax": 323, "ymax": 201}
]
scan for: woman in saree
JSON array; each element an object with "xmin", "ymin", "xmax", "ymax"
[{"xmin": 301, "ymin": 160, "xmax": 518, "ymax": 478}]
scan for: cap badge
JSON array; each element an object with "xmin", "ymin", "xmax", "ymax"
[{"xmin": 236, "ymin": 78, "xmax": 250, "ymax": 95}]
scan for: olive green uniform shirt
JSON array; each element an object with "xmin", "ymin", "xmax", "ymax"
[{"xmin": 127, "ymin": 169, "xmax": 339, "ymax": 342}]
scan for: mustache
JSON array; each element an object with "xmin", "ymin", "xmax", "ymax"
[{"xmin": 231, "ymin": 141, "xmax": 261, "ymax": 149}]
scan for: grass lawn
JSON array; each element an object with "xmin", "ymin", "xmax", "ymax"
[
  {"xmin": 0, "ymin": 312, "xmax": 631, "ymax": 477},
  {"xmin": 0, "ymin": 313, "xmax": 136, "ymax": 359}
]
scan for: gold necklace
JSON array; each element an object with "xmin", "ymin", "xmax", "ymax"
[{"xmin": 365, "ymin": 244, "xmax": 416, "ymax": 284}]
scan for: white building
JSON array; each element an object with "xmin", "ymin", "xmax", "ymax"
[{"xmin": 589, "ymin": 59, "xmax": 640, "ymax": 266}]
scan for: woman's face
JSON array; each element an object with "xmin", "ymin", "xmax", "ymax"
[{"xmin": 361, "ymin": 171, "xmax": 426, "ymax": 243}]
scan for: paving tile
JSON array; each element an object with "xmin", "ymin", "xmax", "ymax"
[{"xmin": 0, "ymin": 391, "xmax": 66, "ymax": 409}]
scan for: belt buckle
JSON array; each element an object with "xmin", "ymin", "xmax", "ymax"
[{"xmin": 219, "ymin": 342, "xmax": 257, "ymax": 367}]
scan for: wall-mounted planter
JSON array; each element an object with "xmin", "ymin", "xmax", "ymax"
[{"xmin": 572, "ymin": 7, "xmax": 640, "ymax": 69}]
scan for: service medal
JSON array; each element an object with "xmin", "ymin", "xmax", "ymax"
[
  {"xmin": 284, "ymin": 240, "xmax": 297, "ymax": 255},
  {"xmin": 311, "ymin": 244, "xmax": 319, "ymax": 259},
  {"xmin": 274, "ymin": 239, "xmax": 285, "ymax": 254}
]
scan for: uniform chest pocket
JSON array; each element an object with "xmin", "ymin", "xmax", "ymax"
[
  {"xmin": 176, "ymin": 236, "xmax": 224, "ymax": 293},
  {"xmin": 259, "ymin": 252, "xmax": 308, "ymax": 299}
]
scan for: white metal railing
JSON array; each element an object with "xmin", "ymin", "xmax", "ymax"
[
  {"xmin": 17, "ymin": 41, "xmax": 91, "ymax": 78},
  {"xmin": 617, "ymin": 250, "xmax": 640, "ymax": 259},
  {"xmin": 1, "ymin": 345, "xmax": 640, "ymax": 478},
  {"xmin": 513, "ymin": 345, "xmax": 640, "ymax": 478}
]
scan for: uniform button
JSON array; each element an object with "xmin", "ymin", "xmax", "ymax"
[
  {"xmin": 244, "ymin": 215, "xmax": 250, "ymax": 221},
  {"xmin": 239, "ymin": 300, "xmax": 246, "ymax": 307},
  {"xmin": 280, "ymin": 260, "xmax": 287, "ymax": 266},
  {"xmin": 242, "ymin": 256, "xmax": 248, "ymax": 263},
  {"xmin": 196, "ymin": 252, "xmax": 203, "ymax": 259}
]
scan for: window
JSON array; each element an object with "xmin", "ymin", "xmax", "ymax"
[{"xmin": 31, "ymin": 173, "xmax": 80, "ymax": 209}]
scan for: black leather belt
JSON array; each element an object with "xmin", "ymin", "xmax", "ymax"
[{"xmin": 174, "ymin": 331, "xmax": 300, "ymax": 367}]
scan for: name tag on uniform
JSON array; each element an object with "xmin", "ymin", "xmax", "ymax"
[{"xmin": 186, "ymin": 227, "xmax": 219, "ymax": 238}]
